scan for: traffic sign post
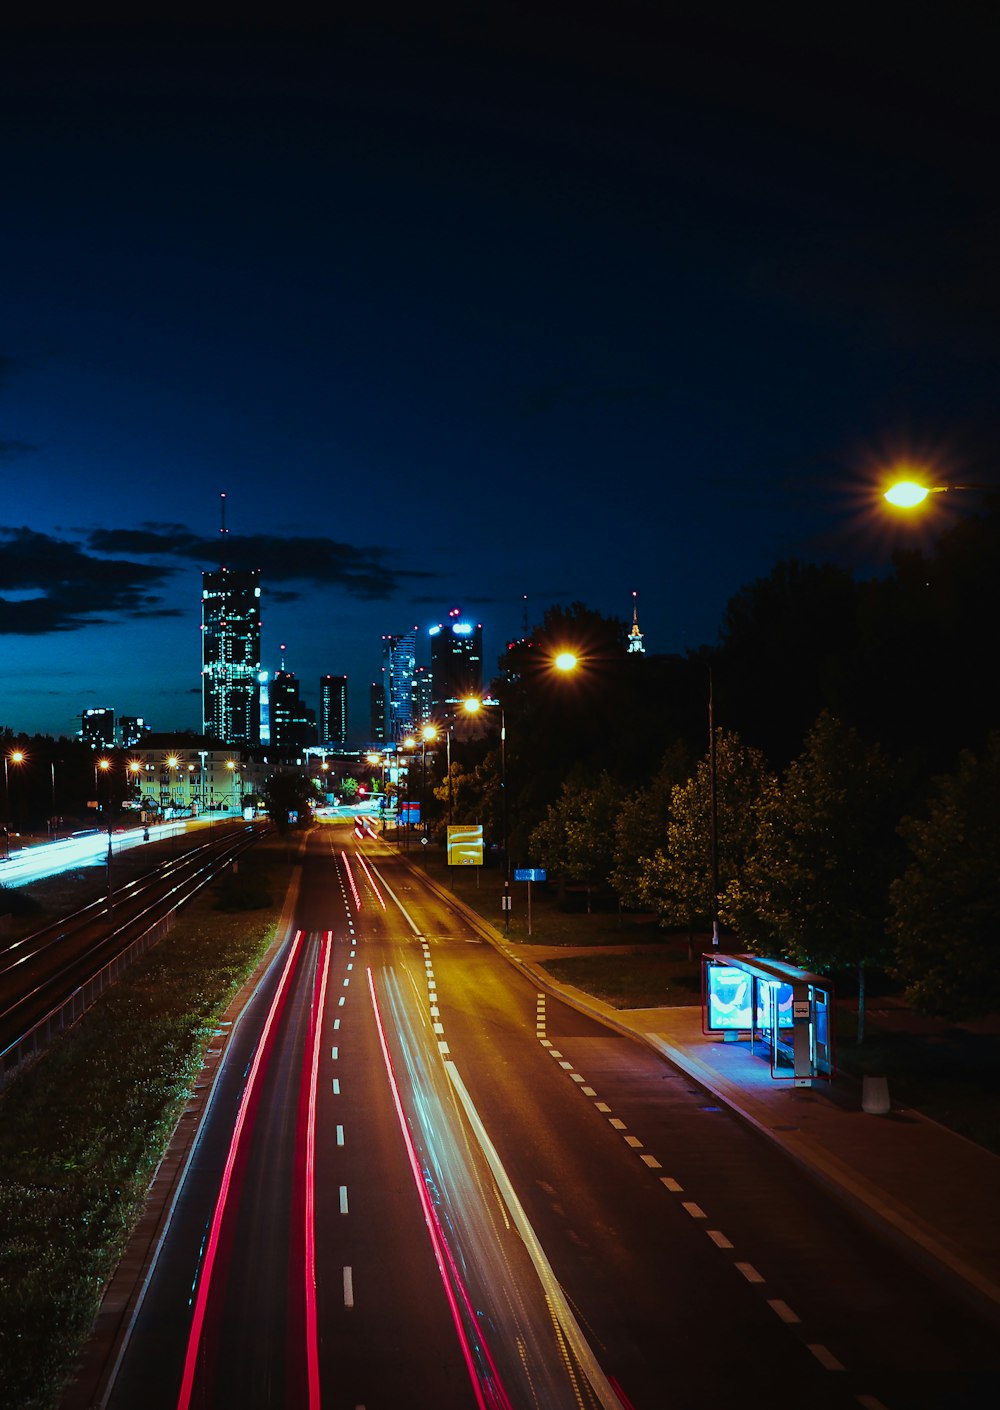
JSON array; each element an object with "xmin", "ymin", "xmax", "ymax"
[{"xmin": 513, "ymin": 867, "xmax": 546, "ymax": 936}]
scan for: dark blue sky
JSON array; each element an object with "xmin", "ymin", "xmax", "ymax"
[{"xmin": 3, "ymin": 9, "xmax": 999, "ymax": 741}]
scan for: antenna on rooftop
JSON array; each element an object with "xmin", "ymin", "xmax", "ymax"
[{"xmin": 219, "ymin": 492, "xmax": 229, "ymax": 571}]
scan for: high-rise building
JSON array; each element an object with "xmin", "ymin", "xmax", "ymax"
[
  {"xmin": 80, "ymin": 707, "xmax": 115, "ymax": 750},
  {"xmin": 269, "ymin": 668, "xmax": 317, "ymax": 748},
  {"xmin": 202, "ymin": 568, "xmax": 262, "ymax": 745},
  {"xmin": 429, "ymin": 609, "xmax": 483, "ymax": 715},
  {"xmin": 320, "ymin": 675, "xmax": 349, "ymax": 748},
  {"xmin": 370, "ymin": 679, "xmax": 387, "ymax": 744},
  {"xmin": 382, "ymin": 628, "xmax": 418, "ymax": 740},
  {"xmin": 412, "ymin": 665, "xmax": 432, "ymax": 727}
]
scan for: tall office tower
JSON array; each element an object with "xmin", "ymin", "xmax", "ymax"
[
  {"xmin": 382, "ymin": 628, "xmax": 418, "ymax": 740},
  {"xmin": 320, "ymin": 675, "xmax": 349, "ymax": 748},
  {"xmin": 370, "ymin": 679, "xmax": 387, "ymax": 744},
  {"xmin": 202, "ymin": 568, "xmax": 262, "ymax": 745},
  {"xmin": 429, "ymin": 609, "xmax": 483, "ymax": 715},
  {"xmin": 269, "ymin": 668, "xmax": 317, "ymax": 748}
]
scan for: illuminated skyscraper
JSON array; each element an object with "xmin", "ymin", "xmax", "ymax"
[
  {"xmin": 382, "ymin": 628, "xmax": 418, "ymax": 740},
  {"xmin": 202, "ymin": 568, "xmax": 262, "ymax": 745},
  {"xmin": 429, "ymin": 609, "xmax": 483, "ymax": 714},
  {"xmin": 320, "ymin": 675, "xmax": 349, "ymax": 748}
]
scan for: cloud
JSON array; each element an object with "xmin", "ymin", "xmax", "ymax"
[
  {"xmin": 1, "ymin": 521, "xmax": 437, "ymax": 635},
  {"xmin": 0, "ymin": 439, "xmax": 36, "ymax": 461},
  {"xmin": 84, "ymin": 524, "xmax": 435, "ymax": 598},
  {"xmin": 0, "ymin": 526, "xmax": 173, "ymax": 635}
]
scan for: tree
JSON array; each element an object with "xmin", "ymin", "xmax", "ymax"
[
  {"xmin": 726, "ymin": 711, "xmax": 904, "ymax": 1042},
  {"xmin": 610, "ymin": 741, "xmax": 691, "ymax": 908},
  {"xmin": 889, "ymin": 734, "xmax": 1000, "ymax": 1019},
  {"xmin": 529, "ymin": 771, "xmax": 621, "ymax": 911},
  {"xmin": 259, "ymin": 771, "xmax": 319, "ymax": 834},
  {"xmin": 636, "ymin": 731, "xmax": 776, "ymax": 951}
]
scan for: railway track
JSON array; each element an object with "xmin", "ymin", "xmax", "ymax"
[{"xmin": 0, "ymin": 823, "xmax": 266, "ymax": 1084}]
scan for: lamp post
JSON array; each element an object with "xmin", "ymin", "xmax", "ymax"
[
  {"xmin": 884, "ymin": 478, "xmax": 1000, "ymax": 507},
  {"xmin": 420, "ymin": 725, "xmax": 437, "ymax": 837},
  {"xmin": 462, "ymin": 696, "xmax": 508, "ymax": 923},
  {"xmin": 3, "ymin": 749, "xmax": 26, "ymax": 860},
  {"xmin": 96, "ymin": 757, "xmax": 114, "ymax": 916},
  {"xmin": 226, "ymin": 759, "xmax": 242, "ymax": 816}
]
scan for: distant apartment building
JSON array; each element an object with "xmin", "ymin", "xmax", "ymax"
[
  {"xmin": 320, "ymin": 675, "xmax": 349, "ymax": 748},
  {"xmin": 202, "ymin": 568, "xmax": 262, "ymax": 746},
  {"xmin": 80, "ymin": 707, "xmax": 116, "ymax": 750}
]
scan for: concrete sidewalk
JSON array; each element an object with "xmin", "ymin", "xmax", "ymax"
[{"xmin": 417, "ymin": 864, "xmax": 1000, "ymax": 1325}]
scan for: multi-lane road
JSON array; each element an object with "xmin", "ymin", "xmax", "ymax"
[{"xmin": 100, "ymin": 821, "xmax": 992, "ymax": 1409}]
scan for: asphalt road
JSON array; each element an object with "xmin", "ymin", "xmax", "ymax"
[{"xmin": 104, "ymin": 823, "xmax": 994, "ymax": 1409}]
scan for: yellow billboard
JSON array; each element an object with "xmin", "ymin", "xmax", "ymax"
[{"xmin": 447, "ymin": 824, "xmax": 484, "ymax": 865}]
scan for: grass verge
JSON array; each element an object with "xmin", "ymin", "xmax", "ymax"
[{"xmin": 0, "ymin": 840, "xmax": 292, "ymax": 1410}]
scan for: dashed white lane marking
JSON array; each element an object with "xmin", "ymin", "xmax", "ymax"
[
  {"xmin": 767, "ymin": 1299, "xmax": 800, "ymax": 1324},
  {"xmin": 332, "ymin": 1078, "xmax": 340, "ymax": 1095},
  {"xmin": 336, "ymin": 1125, "xmax": 345, "ymax": 1146},
  {"xmin": 343, "ymin": 1266, "xmax": 354, "ymax": 1308},
  {"xmin": 735, "ymin": 1261, "xmax": 765, "ymax": 1283},
  {"xmin": 807, "ymin": 1344, "xmax": 845, "ymax": 1372},
  {"xmin": 532, "ymin": 989, "xmax": 853, "ymax": 1380},
  {"xmin": 339, "ymin": 1186, "xmax": 349, "ymax": 1214},
  {"xmin": 333, "ymin": 1019, "xmax": 340, "ymax": 1030},
  {"xmin": 331, "ymin": 1047, "xmax": 338, "ymax": 1060}
]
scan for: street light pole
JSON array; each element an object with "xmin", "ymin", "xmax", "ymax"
[{"xmin": 3, "ymin": 750, "xmax": 26, "ymax": 860}]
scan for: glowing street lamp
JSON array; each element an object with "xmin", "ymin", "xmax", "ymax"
[
  {"xmin": 884, "ymin": 476, "xmax": 1000, "ymax": 508},
  {"xmin": 553, "ymin": 651, "xmax": 578, "ymax": 673},
  {"xmin": 3, "ymin": 749, "xmax": 26, "ymax": 860}
]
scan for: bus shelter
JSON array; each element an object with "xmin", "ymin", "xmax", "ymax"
[{"xmin": 702, "ymin": 953, "xmax": 835, "ymax": 1086}]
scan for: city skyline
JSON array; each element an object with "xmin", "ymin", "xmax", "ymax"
[{"xmin": 3, "ymin": 14, "xmax": 999, "ymax": 740}]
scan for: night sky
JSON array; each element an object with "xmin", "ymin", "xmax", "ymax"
[{"xmin": 3, "ymin": 10, "xmax": 999, "ymax": 743}]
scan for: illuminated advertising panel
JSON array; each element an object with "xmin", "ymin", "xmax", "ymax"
[{"xmin": 706, "ymin": 965, "xmax": 753, "ymax": 1030}]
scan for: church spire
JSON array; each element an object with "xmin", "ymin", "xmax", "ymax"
[{"xmin": 627, "ymin": 590, "xmax": 645, "ymax": 654}]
